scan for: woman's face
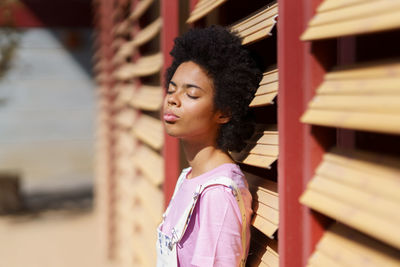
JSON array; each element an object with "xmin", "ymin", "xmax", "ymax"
[{"xmin": 163, "ymin": 61, "xmax": 227, "ymax": 144}]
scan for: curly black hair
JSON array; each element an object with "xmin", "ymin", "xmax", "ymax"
[{"xmin": 165, "ymin": 25, "xmax": 262, "ymax": 152}]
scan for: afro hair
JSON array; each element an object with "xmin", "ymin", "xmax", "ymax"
[{"xmin": 165, "ymin": 25, "xmax": 262, "ymax": 152}]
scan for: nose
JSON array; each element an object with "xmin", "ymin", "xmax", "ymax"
[{"xmin": 166, "ymin": 91, "xmax": 180, "ymax": 107}]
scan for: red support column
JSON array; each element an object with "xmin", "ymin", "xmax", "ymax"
[
  {"xmin": 278, "ymin": 0, "xmax": 333, "ymax": 266},
  {"xmin": 161, "ymin": 0, "xmax": 180, "ymax": 207},
  {"xmin": 98, "ymin": 0, "xmax": 118, "ymax": 259}
]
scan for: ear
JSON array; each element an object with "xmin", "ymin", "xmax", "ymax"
[{"xmin": 215, "ymin": 110, "xmax": 231, "ymax": 124}]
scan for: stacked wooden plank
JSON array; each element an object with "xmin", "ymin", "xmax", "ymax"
[
  {"xmin": 300, "ymin": 1, "xmax": 400, "ymax": 265},
  {"xmin": 187, "ymin": 0, "xmax": 229, "ymax": 23},
  {"xmin": 227, "ymin": 3, "xmax": 279, "ymax": 266},
  {"xmin": 301, "ymin": 60, "xmax": 400, "ymax": 134},
  {"xmin": 301, "ymin": 0, "xmax": 400, "ymax": 40},
  {"xmin": 97, "ymin": 0, "xmax": 165, "ymax": 266}
]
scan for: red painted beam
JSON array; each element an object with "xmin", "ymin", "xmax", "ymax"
[
  {"xmin": 278, "ymin": 0, "xmax": 334, "ymax": 266},
  {"xmin": 161, "ymin": 0, "xmax": 180, "ymax": 207},
  {"xmin": 277, "ymin": 1, "xmax": 306, "ymax": 264},
  {"xmin": 96, "ymin": 0, "xmax": 118, "ymax": 260}
]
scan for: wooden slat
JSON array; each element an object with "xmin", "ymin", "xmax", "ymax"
[
  {"xmin": 112, "ymin": 18, "xmax": 161, "ymax": 66},
  {"xmin": 95, "ymin": 72, "xmax": 107, "ymax": 84},
  {"xmin": 115, "ymin": 131, "xmax": 136, "ymax": 155},
  {"xmin": 131, "ymin": 204, "xmax": 159, "ymax": 243},
  {"xmin": 249, "ymin": 183, "xmax": 278, "ymax": 209},
  {"xmin": 249, "ymin": 247, "xmax": 279, "ymax": 267},
  {"xmin": 244, "ymin": 171, "xmax": 278, "ymax": 238},
  {"xmin": 307, "ymin": 95, "xmax": 400, "ymax": 112},
  {"xmin": 130, "ymin": 206, "xmax": 158, "ymax": 267},
  {"xmin": 135, "ymin": 177, "xmax": 164, "ymax": 225},
  {"xmin": 111, "ymin": 38, "xmax": 124, "ymax": 51},
  {"xmin": 319, "ymin": 148, "xmax": 400, "ymax": 202},
  {"xmin": 251, "ymin": 214, "xmax": 277, "ymax": 239},
  {"xmin": 317, "ymin": 0, "xmax": 375, "ymax": 12},
  {"xmin": 96, "ymin": 86, "xmax": 108, "ymax": 97},
  {"xmin": 118, "ymin": 198, "xmax": 142, "ymax": 227},
  {"xmin": 114, "ymin": 19, "xmax": 130, "ymax": 36},
  {"xmin": 301, "ymin": 110, "xmax": 400, "ymax": 134},
  {"xmin": 324, "ymin": 60, "xmax": 400, "ymax": 80},
  {"xmin": 131, "ymin": 114, "xmax": 164, "ymax": 150},
  {"xmin": 132, "ymin": 17, "xmax": 162, "ymax": 46},
  {"xmin": 114, "ymin": 84, "xmax": 135, "ymax": 107},
  {"xmin": 250, "ymin": 234, "xmax": 279, "ymax": 267},
  {"xmin": 301, "ymin": 0, "xmax": 400, "ymax": 40},
  {"xmin": 129, "ymin": 0, "xmax": 154, "ymax": 21},
  {"xmin": 131, "ymin": 236, "xmax": 156, "ymax": 267},
  {"xmin": 132, "ymin": 144, "xmax": 164, "ymax": 186},
  {"xmin": 231, "ymin": 3, "xmax": 278, "ymax": 45},
  {"xmin": 117, "ymin": 174, "xmax": 137, "ymax": 200},
  {"xmin": 117, "ymin": 197, "xmax": 136, "ymax": 223},
  {"xmin": 93, "ymin": 59, "xmax": 105, "ymax": 73},
  {"xmin": 307, "ymin": 223, "xmax": 400, "ymax": 267},
  {"xmin": 93, "ymin": 49, "xmax": 101, "ymax": 62},
  {"xmin": 232, "ymin": 125, "xmax": 278, "ymax": 169},
  {"xmin": 114, "ymin": 108, "xmax": 137, "ymax": 129},
  {"xmin": 112, "ymin": 41, "xmax": 136, "ymax": 66},
  {"xmin": 113, "ymin": 53, "xmax": 163, "ymax": 80},
  {"xmin": 187, "ymin": 0, "xmax": 228, "ymax": 24},
  {"xmin": 115, "ymin": 155, "xmax": 134, "ymax": 175},
  {"xmin": 129, "ymin": 85, "xmax": 163, "ymax": 111},
  {"xmin": 111, "ymin": 7, "xmax": 123, "ymax": 22},
  {"xmin": 246, "ymin": 256, "xmax": 269, "ymax": 267},
  {"xmin": 250, "ymin": 183, "xmax": 279, "ymax": 238},
  {"xmin": 308, "ymin": 251, "xmax": 341, "ymax": 267},
  {"xmin": 250, "ymin": 68, "xmax": 278, "ymax": 107},
  {"xmin": 301, "ymin": 60, "xmax": 400, "ymax": 134},
  {"xmin": 300, "ymin": 148, "xmax": 400, "ymax": 249},
  {"xmin": 245, "ymin": 171, "xmax": 278, "ymax": 196}
]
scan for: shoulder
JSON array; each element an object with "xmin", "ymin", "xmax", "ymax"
[
  {"xmin": 180, "ymin": 167, "xmax": 192, "ymax": 176},
  {"xmin": 201, "ymin": 183, "xmax": 236, "ymax": 202},
  {"xmin": 209, "ymin": 164, "xmax": 248, "ymax": 188},
  {"xmin": 199, "ymin": 175, "xmax": 253, "ymax": 223},
  {"xmin": 198, "ymin": 180, "xmax": 242, "ymax": 212},
  {"xmin": 196, "ymin": 185, "xmax": 242, "ymax": 225}
]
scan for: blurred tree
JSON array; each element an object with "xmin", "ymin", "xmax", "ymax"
[
  {"xmin": 0, "ymin": 0, "xmax": 20, "ymax": 80},
  {"xmin": 0, "ymin": 28, "xmax": 19, "ymax": 80}
]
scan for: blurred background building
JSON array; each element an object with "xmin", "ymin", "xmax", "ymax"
[{"xmin": 1, "ymin": 0, "xmax": 400, "ymax": 267}]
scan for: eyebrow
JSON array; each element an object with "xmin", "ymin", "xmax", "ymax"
[{"xmin": 169, "ymin": 80, "xmax": 205, "ymax": 92}]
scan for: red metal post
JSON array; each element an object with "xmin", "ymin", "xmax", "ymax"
[
  {"xmin": 161, "ymin": 0, "xmax": 180, "ymax": 207},
  {"xmin": 278, "ymin": 0, "xmax": 332, "ymax": 266},
  {"xmin": 98, "ymin": 0, "xmax": 118, "ymax": 259}
]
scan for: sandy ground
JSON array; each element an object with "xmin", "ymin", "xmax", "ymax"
[{"xmin": 0, "ymin": 209, "xmax": 116, "ymax": 267}]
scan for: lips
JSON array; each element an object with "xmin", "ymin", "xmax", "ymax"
[{"xmin": 163, "ymin": 111, "xmax": 180, "ymax": 122}]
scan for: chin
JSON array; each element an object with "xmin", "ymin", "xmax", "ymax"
[
  {"xmin": 165, "ymin": 131, "xmax": 178, "ymax": 137},
  {"xmin": 164, "ymin": 125, "xmax": 179, "ymax": 137}
]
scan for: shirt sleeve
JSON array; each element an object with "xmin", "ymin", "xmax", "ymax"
[{"xmin": 191, "ymin": 185, "xmax": 244, "ymax": 267}]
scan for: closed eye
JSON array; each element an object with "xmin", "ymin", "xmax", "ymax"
[
  {"xmin": 167, "ymin": 81, "xmax": 177, "ymax": 94},
  {"xmin": 187, "ymin": 94, "xmax": 199, "ymax": 99}
]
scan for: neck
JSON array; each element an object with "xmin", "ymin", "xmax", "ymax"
[{"xmin": 182, "ymin": 139, "xmax": 234, "ymax": 179}]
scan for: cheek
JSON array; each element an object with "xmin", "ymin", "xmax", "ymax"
[{"xmin": 185, "ymin": 101, "xmax": 215, "ymax": 122}]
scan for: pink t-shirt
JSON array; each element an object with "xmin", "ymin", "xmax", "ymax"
[{"xmin": 161, "ymin": 163, "xmax": 253, "ymax": 267}]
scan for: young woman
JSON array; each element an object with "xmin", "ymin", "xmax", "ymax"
[{"xmin": 157, "ymin": 25, "xmax": 262, "ymax": 267}]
